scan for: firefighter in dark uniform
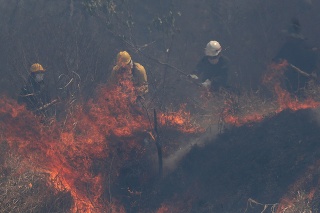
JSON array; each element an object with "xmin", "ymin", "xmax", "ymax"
[
  {"xmin": 189, "ymin": 40, "xmax": 230, "ymax": 92},
  {"xmin": 273, "ymin": 18, "xmax": 318, "ymax": 94},
  {"xmin": 18, "ymin": 63, "xmax": 51, "ymax": 115}
]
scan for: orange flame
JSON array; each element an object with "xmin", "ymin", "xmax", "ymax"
[
  {"xmin": 274, "ymin": 82, "xmax": 320, "ymax": 111},
  {"xmin": 262, "ymin": 60, "xmax": 288, "ymax": 84},
  {"xmin": 223, "ymin": 113, "xmax": 264, "ymax": 126},
  {"xmin": 223, "ymin": 60, "xmax": 320, "ymax": 127},
  {"xmin": 0, "ymin": 74, "xmax": 201, "ymax": 212},
  {"xmin": 159, "ymin": 104, "xmax": 202, "ymax": 134}
]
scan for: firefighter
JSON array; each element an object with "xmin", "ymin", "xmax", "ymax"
[
  {"xmin": 18, "ymin": 63, "xmax": 52, "ymax": 115},
  {"xmin": 273, "ymin": 18, "xmax": 318, "ymax": 94},
  {"xmin": 189, "ymin": 40, "xmax": 230, "ymax": 92},
  {"xmin": 108, "ymin": 51, "xmax": 148, "ymax": 100}
]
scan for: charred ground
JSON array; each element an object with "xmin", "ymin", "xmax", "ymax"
[
  {"xmin": 156, "ymin": 109, "xmax": 320, "ymax": 212},
  {"xmin": 108, "ymin": 108, "xmax": 320, "ymax": 212}
]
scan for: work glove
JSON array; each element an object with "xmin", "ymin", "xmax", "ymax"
[
  {"xmin": 310, "ymin": 72, "xmax": 319, "ymax": 82},
  {"xmin": 188, "ymin": 74, "xmax": 199, "ymax": 80},
  {"xmin": 201, "ymin": 79, "xmax": 211, "ymax": 88}
]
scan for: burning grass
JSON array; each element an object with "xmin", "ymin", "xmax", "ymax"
[
  {"xmin": 0, "ymin": 78, "xmax": 201, "ymax": 212},
  {"xmin": 1, "ymin": 59, "xmax": 320, "ymax": 212},
  {"xmin": 0, "ymin": 144, "xmax": 72, "ymax": 213},
  {"xmin": 216, "ymin": 61, "xmax": 320, "ymax": 128}
]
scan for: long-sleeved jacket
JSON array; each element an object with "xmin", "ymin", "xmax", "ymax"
[
  {"xmin": 194, "ymin": 55, "xmax": 229, "ymax": 91},
  {"xmin": 273, "ymin": 37, "xmax": 317, "ymax": 93},
  {"xmin": 109, "ymin": 62, "xmax": 148, "ymax": 96},
  {"xmin": 18, "ymin": 75, "xmax": 51, "ymax": 112}
]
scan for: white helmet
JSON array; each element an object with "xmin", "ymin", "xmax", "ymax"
[{"xmin": 205, "ymin": 41, "xmax": 222, "ymax": 56}]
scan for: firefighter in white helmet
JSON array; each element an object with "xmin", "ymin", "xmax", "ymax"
[
  {"xmin": 18, "ymin": 63, "xmax": 52, "ymax": 114},
  {"xmin": 189, "ymin": 40, "xmax": 230, "ymax": 92},
  {"xmin": 108, "ymin": 51, "xmax": 148, "ymax": 99}
]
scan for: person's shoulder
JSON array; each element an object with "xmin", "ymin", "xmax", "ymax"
[
  {"xmin": 134, "ymin": 62, "xmax": 146, "ymax": 73},
  {"xmin": 196, "ymin": 56, "xmax": 209, "ymax": 66},
  {"xmin": 219, "ymin": 55, "xmax": 230, "ymax": 65}
]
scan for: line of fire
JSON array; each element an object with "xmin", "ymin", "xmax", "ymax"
[{"xmin": 1, "ymin": 57, "xmax": 320, "ymax": 212}]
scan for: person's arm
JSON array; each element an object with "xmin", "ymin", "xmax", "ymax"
[
  {"xmin": 218, "ymin": 62, "xmax": 229, "ymax": 87},
  {"xmin": 210, "ymin": 58, "xmax": 229, "ymax": 90},
  {"xmin": 107, "ymin": 67, "xmax": 118, "ymax": 85},
  {"xmin": 45, "ymin": 84, "xmax": 51, "ymax": 104},
  {"xmin": 134, "ymin": 63, "xmax": 148, "ymax": 95},
  {"xmin": 188, "ymin": 58, "xmax": 205, "ymax": 81},
  {"xmin": 18, "ymin": 78, "xmax": 33, "ymax": 104},
  {"xmin": 18, "ymin": 87, "xmax": 27, "ymax": 104}
]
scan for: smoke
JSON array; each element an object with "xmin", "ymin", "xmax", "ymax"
[{"xmin": 163, "ymin": 127, "xmax": 219, "ymax": 175}]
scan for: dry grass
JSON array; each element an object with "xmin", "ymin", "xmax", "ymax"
[
  {"xmin": 0, "ymin": 141, "xmax": 72, "ymax": 213},
  {"xmin": 278, "ymin": 191, "xmax": 313, "ymax": 213}
]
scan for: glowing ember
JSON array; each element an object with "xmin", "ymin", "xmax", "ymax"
[
  {"xmin": 262, "ymin": 60, "xmax": 288, "ymax": 84},
  {"xmin": 223, "ymin": 112, "xmax": 264, "ymax": 127},
  {"xmin": 159, "ymin": 104, "xmax": 201, "ymax": 133}
]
